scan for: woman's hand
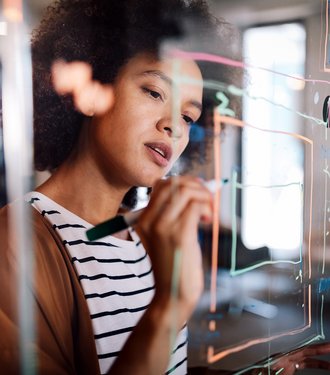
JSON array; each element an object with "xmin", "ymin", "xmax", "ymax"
[
  {"xmin": 270, "ymin": 343, "xmax": 330, "ymax": 374},
  {"xmin": 51, "ymin": 60, "xmax": 114, "ymax": 116},
  {"xmin": 245, "ymin": 343, "xmax": 330, "ymax": 374},
  {"xmin": 135, "ymin": 176, "xmax": 213, "ymax": 322}
]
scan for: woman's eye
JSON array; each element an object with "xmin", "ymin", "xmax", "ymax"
[
  {"xmin": 182, "ymin": 114, "xmax": 194, "ymax": 125},
  {"xmin": 143, "ymin": 87, "xmax": 163, "ymax": 101}
]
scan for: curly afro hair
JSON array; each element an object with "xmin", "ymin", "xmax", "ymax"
[{"xmin": 32, "ymin": 0, "xmax": 242, "ymax": 207}]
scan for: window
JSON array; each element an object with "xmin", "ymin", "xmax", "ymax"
[{"xmin": 242, "ymin": 23, "xmax": 306, "ymax": 258}]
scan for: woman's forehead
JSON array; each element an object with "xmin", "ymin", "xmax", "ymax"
[{"xmin": 119, "ymin": 53, "xmax": 203, "ymax": 83}]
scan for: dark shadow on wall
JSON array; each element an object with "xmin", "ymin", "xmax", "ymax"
[{"xmin": 0, "ymin": 82, "xmax": 8, "ymax": 208}]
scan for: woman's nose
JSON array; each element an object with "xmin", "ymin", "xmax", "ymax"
[{"xmin": 156, "ymin": 115, "xmax": 183, "ymax": 139}]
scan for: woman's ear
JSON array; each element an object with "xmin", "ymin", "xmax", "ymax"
[{"xmin": 51, "ymin": 60, "xmax": 114, "ymax": 116}]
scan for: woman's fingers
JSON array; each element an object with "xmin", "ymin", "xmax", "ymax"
[
  {"xmin": 51, "ymin": 60, "xmax": 114, "ymax": 115},
  {"xmin": 271, "ymin": 343, "xmax": 330, "ymax": 374},
  {"xmin": 51, "ymin": 60, "xmax": 92, "ymax": 94},
  {"xmin": 274, "ymin": 358, "xmax": 330, "ymax": 374},
  {"xmin": 299, "ymin": 358, "xmax": 330, "ymax": 370},
  {"xmin": 298, "ymin": 342, "xmax": 330, "ymax": 357},
  {"xmin": 74, "ymin": 80, "xmax": 114, "ymax": 116},
  {"xmin": 153, "ymin": 188, "xmax": 212, "ymax": 229},
  {"xmin": 141, "ymin": 176, "xmax": 213, "ymax": 229}
]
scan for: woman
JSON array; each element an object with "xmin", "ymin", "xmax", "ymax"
[
  {"xmin": 2, "ymin": 1, "xmax": 329, "ymax": 374},
  {"xmin": 0, "ymin": 0, "xmax": 223, "ymax": 374}
]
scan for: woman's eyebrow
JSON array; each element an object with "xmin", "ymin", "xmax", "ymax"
[
  {"xmin": 141, "ymin": 70, "xmax": 172, "ymax": 86},
  {"xmin": 188, "ymin": 100, "xmax": 202, "ymax": 113}
]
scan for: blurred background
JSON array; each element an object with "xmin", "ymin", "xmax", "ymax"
[{"xmin": 188, "ymin": 1, "xmax": 330, "ymax": 373}]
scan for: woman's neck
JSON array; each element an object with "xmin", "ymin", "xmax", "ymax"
[{"xmin": 36, "ymin": 157, "xmax": 129, "ymax": 226}]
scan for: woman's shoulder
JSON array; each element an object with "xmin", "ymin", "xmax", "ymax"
[
  {"xmin": 0, "ymin": 202, "xmax": 99, "ymax": 374},
  {"xmin": 0, "ymin": 199, "xmax": 75, "ymax": 306},
  {"xmin": 0, "ymin": 200, "xmax": 55, "ymax": 243},
  {"xmin": 0, "ymin": 200, "xmax": 72, "ymax": 276}
]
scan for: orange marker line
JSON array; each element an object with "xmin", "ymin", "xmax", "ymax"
[
  {"xmin": 208, "ymin": 115, "xmax": 314, "ymax": 363},
  {"xmin": 208, "ymin": 285, "xmax": 312, "ymax": 363},
  {"xmin": 211, "ymin": 115, "xmax": 313, "ymax": 279},
  {"xmin": 3, "ymin": 0, "xmax": 23, "ymax": 22},
  {"xmin": 323, "ymin": 0, "xmax": 330, "ymax": 72}
]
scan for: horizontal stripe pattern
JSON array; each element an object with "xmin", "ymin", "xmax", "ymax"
[
  {"xmin": 26, "ymin": 192, "xmax": 187, "ymax": 375},
  {"xmin": 85, "ymin": 285, "xmax": 155, "ymax": 299},
  {"xmin": 78, "ymin": 266, "xmax": 153, "ymax": 281},
  {"xmin": 70, "ymin": 252, "xmax": 148, "ymax": 264}
]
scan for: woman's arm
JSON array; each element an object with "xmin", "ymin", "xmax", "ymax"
[{"xmin": 109, "ymin": 176, "xmax": 213, "ymax": 375}]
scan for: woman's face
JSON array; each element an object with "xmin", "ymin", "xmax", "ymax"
[{"xmin": 89, "ymin": 53, "xmax": 203, "ymax": 188}]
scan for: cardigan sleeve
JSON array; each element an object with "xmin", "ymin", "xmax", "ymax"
[{"xmin": 0, "ymin": 203, "xmax": 100, "ymax": 375}]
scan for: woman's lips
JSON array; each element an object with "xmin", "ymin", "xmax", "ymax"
[{"xmin": 144, "ymin": 142, "xmax": 172, "ymax": 167}]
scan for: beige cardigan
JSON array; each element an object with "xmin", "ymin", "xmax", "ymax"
[{"xmin": 0, "ymin": 203, "xmax": 100, "ymax": 374}]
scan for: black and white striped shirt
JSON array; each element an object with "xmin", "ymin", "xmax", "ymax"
[{"xmin": 26, "ymin": 192, "xmax": 188, "ymax": 375}]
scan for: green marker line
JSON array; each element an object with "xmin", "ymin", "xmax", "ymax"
[
  {"xmin": 230, "ymin": 170, "xmax": 238, "ymax": 274},
  {"xmin": 235, "ymin": 181, "xmax": 303, "ymax": 190},
  {"xmin": 179, "ymin": 77, "xmax": 326, "ymax": 127},
  {"xmin": 169, "ymin": 248, "xmax": 182, "ymax": 357},
  {"xmin": 229, "ymin": 175, "xmax": 303, "ymax": 276}
]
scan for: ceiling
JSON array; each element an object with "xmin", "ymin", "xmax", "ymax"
[{"xmin": 23, "ymin": 0, "xmax": 322, "ymax": 30}]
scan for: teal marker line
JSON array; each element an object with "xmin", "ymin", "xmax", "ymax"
[
  {"xmin": 320, "ymin": 294, "xmax": 325, "ymax": 340},
  {"xmin": 298, "ymin": 183, "xmax": 304, "ymax": 278},
  {"xmin": 179, "ymin": 77, "xmax": 326, "ymax": 127},
  {"xmin": 230, "ymin": 259, "xmax": 302, "ymax": 277},
  {"xmin": 234, "ymin": 365, "xmax": 273, "ymax": 375},
  {"xmin": 216, "ymin": 91, "xmax": 236, "ymax": 117},
  {"xmin": 235, "ymin": 181, "xmax": 303, "ymax": 190},
  {"xmin": 229, "ymin": 176, "xmax": 303, "ymax": 276},
  {"xmin": 169, "ymin": 248, "xmax": 182, "ymax": 356},
  {"xmin": 233, "ymin": 365, "xmax": 259, "ymax": 375},
  {"xmin": 230, "ymin": 170, "xmax": 238, "ymax": 274},
  {"xmin": 221, "ymin": 291, "xmax": 325, "ymax": 371},
  {"xmin": 322, "ymin": 161, "xmax": 328, "ymax": 275},
  {"xmin": 297, "ymin": 334, "xmax": 325, "ymax": 347},
  {"xmin": 171, "ymin": 248, "xmax": 181, "ymax": 301}
]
